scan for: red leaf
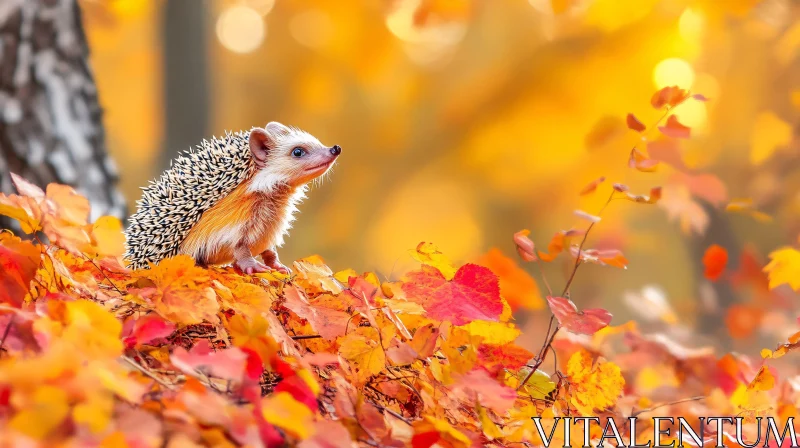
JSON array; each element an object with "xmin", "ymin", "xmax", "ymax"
[
  {"xmin": 477, "ymin": 343, "xmax": 532, "ymax": 375},
  {"xmin": 626, "ymin": 113, "xmax": 646, "ymax": 132},
  {"xmin": 651, "ymin": 86, "xmax": 690, "ymax": 109},
  {"xmin": 0, "ymin": 234, "xmax": 39, "ymax": 307},
  {"xmin": 658, "ymin": 115, "xmax": 691, "ymax": 139},
  {"xmin": 579, "ymin": 176, "xmax": 606, "ymax": 195},
  {"xmin": 692, "ymin": 93, "xmax": 710, "ymax": 101},
  {"xmin": 123, "ymin": 314, "xmax": 175, "ymax": 348},
  {"xmin": 452, "ymin": 369, "xmax": 516, "ymax": 414},
  {"xmin": 512, "ymin": 229, "xmax": 537, "ymax": 262},
  {"xmin": 274, "ymin": 373, "xmax": 318, "ymax": 411},
  {"xmin": 612, "ymin": 183, "xmax": 629, "ymax": 193},
  {"xmin": 647, "ymin": 139, "xmax": 687, "ymax": 170},
  {"xmin": 703, "ymin": 244, "xmax": 728, "ymax": 281},
  {"xmin": 547, "ymin": 296, "xmax": 612, "ymax": 335},
  {"xmin": 402, "ymin": 264, "xmax": 502, "ymax": 325},
  {"xmin": 171, "ymin": 340, "xmax": 248, "ymax": 382}
]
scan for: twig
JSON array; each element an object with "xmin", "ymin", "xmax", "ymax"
[
  {"xmin": 0, "ymin": 314, "xmax": 15, "ymax": 352},
  {"xmin": 291, "ymin": 334, "xmax": 322, "ymax": 340},
  {"xmin": 535, "ymin": 261, "xmax": 553, "ymax": 297},
  {"xmin": 631, "ymin": 396, "xmax": 705, "ymax": 417},
  {"xmin": 85, "ymin": 256, "xmax": 125, "ymax": 296},
  {"xmin": 121, "ymin": 355, "xmax": 176, "ymax": 391}
]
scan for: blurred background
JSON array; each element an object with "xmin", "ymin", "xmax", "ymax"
[{"xmin": 70, "ymin": 0, "xmax": 800, "ymax": 352}]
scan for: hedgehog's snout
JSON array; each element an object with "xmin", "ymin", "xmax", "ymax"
[{"xmin": 330, "ymin": 145, "xmax": 341, "ymax": 156}]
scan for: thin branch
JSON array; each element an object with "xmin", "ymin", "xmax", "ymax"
[
  {"xmin": 121, "ymin": 355, "xmax": 176, "ymax": 391},
  {"xmin": 0, "ymin": 314, "xmax": 15, "ymax": 352},
  {"xmin": 291, "ymin": 334, "xmax": 322, "ymax": 340},
  {"xmin": 631, "ymin": 396, "xmax": 705, "ymax": 417}
]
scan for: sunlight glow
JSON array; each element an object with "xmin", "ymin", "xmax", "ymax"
[
  {"xmin": 216, "ymin": 6, "xmax": 265, "ymax": 54},
  {"xmin": 678, "ymin": 8, "xmax": 705, "ymax": 41},
  {"xmin": 653, "ymin": 58, "xmax": 695, "ymax": 89},
  {"xmin": 290, "ymin": 10, "xmax": 333, "ymax": 50}
]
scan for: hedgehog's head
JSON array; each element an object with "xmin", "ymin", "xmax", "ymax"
[{"xmin": 248, "ymin": 121, "xmax": 341, "ymax": 190}]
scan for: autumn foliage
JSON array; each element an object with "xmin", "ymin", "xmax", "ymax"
[{"xmin": 1, "ymin": 87, "xmax": 799, "ymax": 447}]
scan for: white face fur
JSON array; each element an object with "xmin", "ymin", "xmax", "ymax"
[{"xmin": 248, "ymin": 121, "xmax": 340, "ymax": 192}]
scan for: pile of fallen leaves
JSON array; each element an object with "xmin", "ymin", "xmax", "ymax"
[{"xmin": 1, "ymin": 87, "xmax": 799, "ymax": 447}]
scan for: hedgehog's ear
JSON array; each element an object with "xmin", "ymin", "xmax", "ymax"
[
  {"xmin": 265, "ymin": 121, "xmax": 291, "ymax": 136},
  {"xmin": 249, "ymin": 128, "xmax": 275, "ymax": 168}
]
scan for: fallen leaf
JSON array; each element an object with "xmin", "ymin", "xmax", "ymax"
[
  {"xmin": 0, "ymin": 234, "xmax": 40, "ymax": 306},
  {"xmin": 402, "ymin": 264, "xmax": 503, "ymax": 325},
  {"xmin": 566, "ymin": 350, "xmax": 625, "ymax": 414}
]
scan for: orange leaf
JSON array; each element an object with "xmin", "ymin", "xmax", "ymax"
[
  {"xmin": 476, "ymin": 248, "xmax": 543, "ymax": 311},
  {"xmin": 651, "ymin": 86, "xmax": 690, "ymax": 109},
  {"xmin": 619, "ymin": 186, "xmax": 662, "ymax": 204},
  {"xmin": 628, "ymin": 148, "xmax": 659, "ymax": 172},
  {"xmin": 572, "ymin": 247, "xmax": 629, "ymax": 269},
  {"xmin": 0, "ymin": 234, "xmax": 40, "ymax": 306},
  {"xmin": 579, "ymin": 176, "xmax": 606, "ymax": 195},
  {"xmin": 512, "ymin": 229, "xmax": 537, "ymax": 262},
  {"xmin": 658, "ymin": 115, "xmax": 691, "ymax": 139},
  {"xmin": 626, "ymin": 113, "xmax": 646, "ymax": 132},
  {"xmin": 703, "ymin": 244, "xmax": 728, "ymax": 281}
]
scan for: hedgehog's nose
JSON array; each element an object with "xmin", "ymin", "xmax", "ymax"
[{"xmin": 330, "ymin": 145, "xmax": 341, "ymax": 156}]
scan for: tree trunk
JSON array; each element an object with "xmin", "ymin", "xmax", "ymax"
[
  {"xmin": 0, "ymin": 0, "xmax": 126, "ymax": 229},
  {"xmin": 161, "ymin": 0, "xmax": 209, "ymax": 169}
]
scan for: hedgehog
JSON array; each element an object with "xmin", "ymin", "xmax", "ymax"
[{"xmin": 124, "ymin": 121, "xmax": 341, "ymax": 273}]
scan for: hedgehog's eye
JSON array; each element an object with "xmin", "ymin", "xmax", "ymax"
[{"xmin": 291, "ymin": 147, "xmax": 306, "ymax": 158}]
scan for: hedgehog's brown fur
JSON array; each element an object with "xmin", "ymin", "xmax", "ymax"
[{"xmin": 124, "ymin": 131, "xmax": 256, "ymax": 269}]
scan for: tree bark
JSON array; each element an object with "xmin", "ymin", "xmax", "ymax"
[
  {"xmin": 0, "ymin": 0, "xmax": 126, "ymax": 229},
  {"xmin": 161, "ymin": 0, "xmax": 209, "ymax": 169}
]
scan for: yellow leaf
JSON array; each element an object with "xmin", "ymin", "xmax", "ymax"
[
  {"xmin": 566, "ymin": 350, "xmax": 624, "ymax": 414},
  {"xmin": 334, "ymin": 268, "xmax": 358, "ymax": 283},
  {"xmin": 338, "ymin": 330, "xmax": 386, "ymax": 382},
  {"xmin": 747, "ymin": 366, "xmax": 775, "ymax": 392},
  {"xmin": 262, "ymin": 392, "xmax": 315, "ymax": 439},
  {"xmin": 517, "ymin": 368, "xmax": 556, "ymax": 400},
  {"xmin": 750, "ymin": 111, "xmax": 793, "ymax": 165},
  {"xmin": 0, "ymin": 196, "xmax": 42, "ymax": 233},
  {"xmin": 477, "ymin": 403, "xmax": 502, "ymax": 440},
  {"xmin": 9, "ymin": 385, "xmax": 70, "ymax": 439},
  {"xmin": 764, "ymin": 247, "xmax": 800, "ymax": 291},
  {"xmin": 413, "ymin": 415, "xmax": 471, "ymax": 448},
  {"xmin": 761, "ymin": 349, "xmax": 773, "ymax": 359},
  {"xmin": 73, "ymin": 393, "xmax": 114, "ymax": 433},
  {"xmin": 461, "ymin": 320, "xmax": 520, "ymax": 345},
  {"xmin": 226, "ymin": 313, "xmax": 277, "ymax": 363},
  {"xmin": 90, "ymin": 216, "xmax": 126, "ymax": 258},
  {"xmin": 101, "ymin": 432, "xmax": 130, "ymax": 448},
  {"xmin": 64, "ymin": 300, "xmax": 123, "ymax": 358},
  {"xmin": 410, "ymin": 242, "xmax": 457, "ymax": 280}
]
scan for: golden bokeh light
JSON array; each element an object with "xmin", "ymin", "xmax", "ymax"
[
  {"xmin": 216, "ymin": 5, "xmax": 265, "ymax": 54},
  {"xmin": 290, "ymin": 9, "xmax": 333, "ymax": 50},
  {"xmin": 678, "ymin": 8, "xmax": 705, "ymax": 41},
  {"xmin": 653, "ymin": 57, "xmax": 695, "ymax": 89}
]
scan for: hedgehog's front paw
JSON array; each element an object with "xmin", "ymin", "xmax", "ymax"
[
  {"xmin": 234, "ymin": 257, "xmax": 270, "ymax": 275},
  {"xmin": 260, "ymin": 249, "xmax": 291, "ymax": 275}
]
